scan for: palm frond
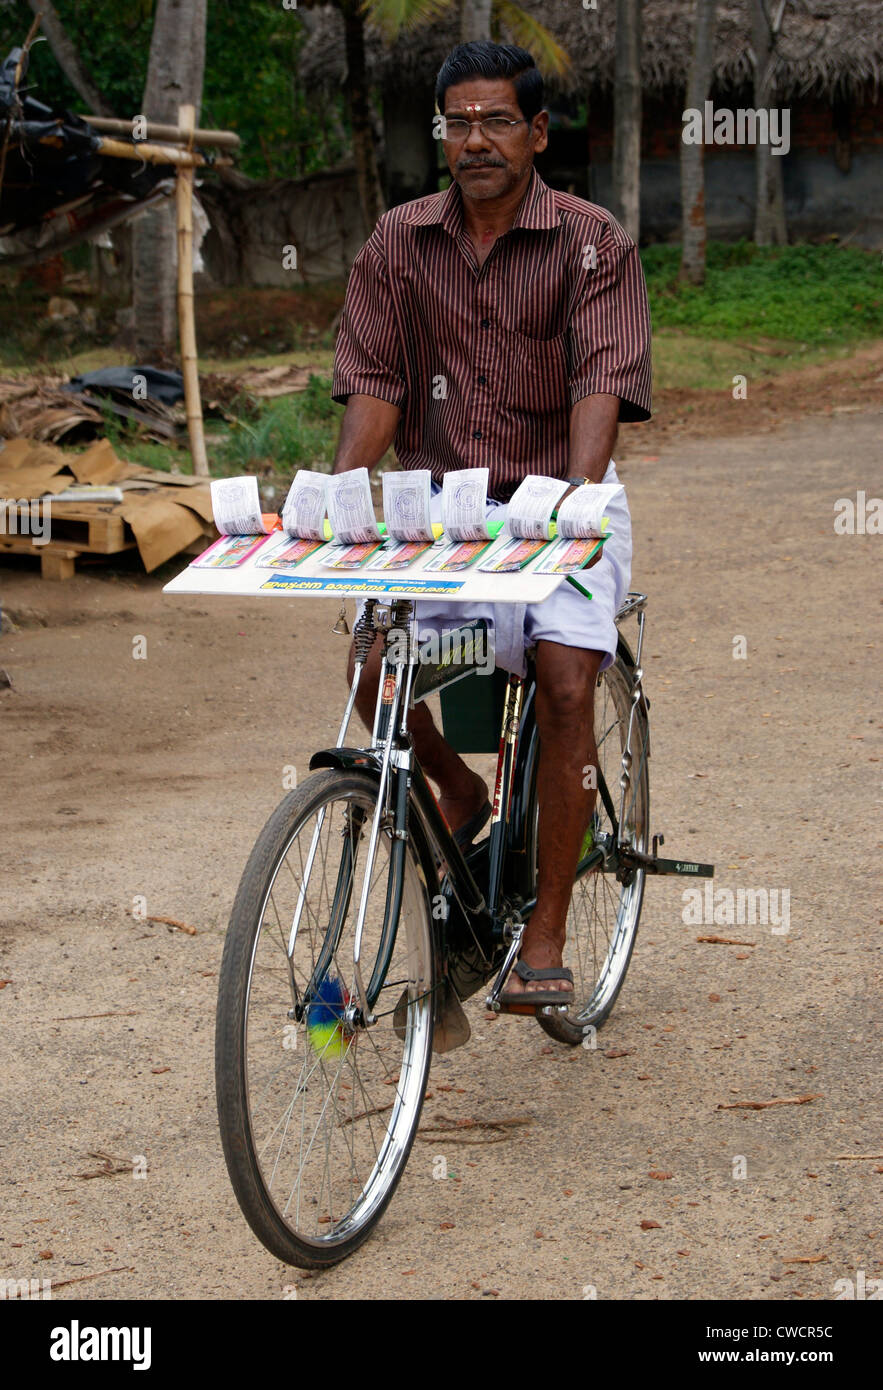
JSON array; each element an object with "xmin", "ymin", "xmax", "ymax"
[
  {"xmin": 363, "ymin": 0, "xmax": 454, "ymax": 44},
  {"xmin": 494, "ymin": 0, "xmax": 573, "ymax": 80}
]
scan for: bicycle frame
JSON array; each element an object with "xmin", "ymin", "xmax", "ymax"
[
  {"xmin": 307, "ymin": 599, "xmax": 492, "ymax": 1023},
  {"xmin": 298, "ymin": 592, "xmax": 713, "ymax": 1028},
  {"xmin": 298, "ymin": 598, "xmax": 590, "ymax": 1023}
]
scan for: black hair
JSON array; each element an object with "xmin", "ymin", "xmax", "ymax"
[{"xmin": 435, "ymin": 41, "xmax": 544, "ymax": 123}]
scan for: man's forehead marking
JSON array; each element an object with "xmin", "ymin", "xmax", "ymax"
[{"xmin": 465, "ymin": 103, "xmax": 482, "ymax": 113}]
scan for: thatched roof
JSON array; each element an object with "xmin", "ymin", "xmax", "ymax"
[{"xmin": 298, "ymin": 0, "xmax": 883, "ymax": 102}]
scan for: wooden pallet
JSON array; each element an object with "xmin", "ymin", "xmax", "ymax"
[
  {"xmin": 0, "ymin": 502, "xmax": 136, "ymax": 579},
  {"xmin": 36, "ymin": 502, "xmax": 133, "ymax": 554}
]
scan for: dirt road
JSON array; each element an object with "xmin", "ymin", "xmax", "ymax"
[{"xmin": 1, "ymin": 408, "xmax": 880, "ymax": 1300}]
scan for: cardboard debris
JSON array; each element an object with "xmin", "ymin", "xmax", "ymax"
[
  {"xmin": 3, "ymin": 464, "xmax": 73, "ymax": 498},
  {"xmin": 0, "ymin": 374, "xmax": 65, "ymax": 405},
  {"xmin": 119, "ymin": 494, "xmax": 205, "ymax": 572},
  {"xmin": 202, "ymin": 364, "xmax": 314, "ymax": 402},
  {"xmin": 0, "ymin": 436, "xmax": 67, "ymax": 469},
  {"xmin": 237, "ymin": 364, "xmax": 314, "ymax": 397},
  {"xmin": 0, "ymin": 376, "xmax": 184, "ymax": 445},
  {"xmin": 0, "ymin": 387, "xmax": 103, "ymax": 443},
  {"xmin": 0, "ymin": 436, "xmax": 215, "ymax": 573},
  {"xmin": 156, "ymin": 484, "xmax": 215, "ymax": 524},
  {"xmin": 68, "ymin": 438, "xmax": 130, "ymax": 485}
]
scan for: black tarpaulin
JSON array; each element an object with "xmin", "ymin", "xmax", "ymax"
[{"xmin": 0, "ymin": 46, "xmax": 173, "ymax": 262}]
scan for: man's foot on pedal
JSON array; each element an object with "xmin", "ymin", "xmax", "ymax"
[{"xmin": 496, "ymin": 934, "xmax": 573, "ymax": 1013}]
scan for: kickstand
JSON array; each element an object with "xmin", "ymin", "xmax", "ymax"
[{"xmin": 484, "ymin": 921, "xmax": 523, "ymax": 1012}]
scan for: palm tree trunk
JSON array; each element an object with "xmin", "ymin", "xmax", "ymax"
[
  {"xmin": 461, "ymin": 0, "xmax": 493, "ymax": 41},
  {"xmin": 612, "ymin": 0, "xmax": 642, "ymax": 241},
  {"xmin": 751, "ymin": 0, "xmax": 787, "ymax": 246},
  {"xmin": 680, "ymin": 0, "xmax": 719, "ymax": 284},
  {"xmin": 341, "ymin": 0, "xmax": 385, "ymax": 239},
  {"xmin": 132, "ymin": 0, "xmax": 207, "ymax": 362}
]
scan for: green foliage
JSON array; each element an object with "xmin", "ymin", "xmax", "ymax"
[
  {"xmin": 215, "ymin": 376, "xmax": 343, "ymax": 476},
  {"xmin": 297, "ymin": 372, "xmax": 341, "ymax": 423},
  {"xmin": 0, "ymin": 1, "xmax": 348, "ymax": 180},
  {"xmin": 642, "ymin": 242, "xmax": 883, "ymax": 344},
  {"xmin": 1, "ymin": 0, "xmax": 152, "ymax": 116},
  {"xmin": 368, "ymin": 0, "xmax": 451, "ymax": 43},
  {"xmin": 493, "ymin": 0, "xmax": 572, "ymax": 80},
  {"xmin": 201, "ymin": 2, "xmax": 348, "ymax": 179},
  {"xmin": 59, "ymin": 373, "xmax": 343, "ymax": 478}
]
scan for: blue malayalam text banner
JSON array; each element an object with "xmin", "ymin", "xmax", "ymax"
[{"xmin": 259, "ymin": 576, "xmax": 465, "ymax": 596}]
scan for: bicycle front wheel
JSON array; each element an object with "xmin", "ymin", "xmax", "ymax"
[
  {"xmin": 531, "ymin": 653, "xmax": 650, "ymax": 1045},
  {"xmin": 215, "ymin": 770, "xmax": 435, "ymax": 1268}
]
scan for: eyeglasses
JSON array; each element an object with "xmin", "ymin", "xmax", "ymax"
[{"xmin": 438, "ymin": 116, "xmax": 528, "ymax": 142}]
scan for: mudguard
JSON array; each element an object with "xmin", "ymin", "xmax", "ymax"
[{"xmin": 308, "ymin": 746, "xmax": 383, "ymax": 774}]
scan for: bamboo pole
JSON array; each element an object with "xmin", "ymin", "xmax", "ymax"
[
  {"xmin": 85, "ymin": 115, "xmax": 240, "ymax": 149},
  {"xmin": 175, "ymin": 104, "xmax": 209, "ymax": 478},
  {"xmin": 95, "ymin": 136, "xmax": 232, "ymax": 168}
]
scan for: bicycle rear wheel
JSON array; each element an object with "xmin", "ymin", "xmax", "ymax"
[
  {"xmin": 530, "ymin": 653, "xmax": 649, "ymax": 1045},
  {"xmin": 215, "ymin": 770, "xmax": 434, "ymax": 1268}
]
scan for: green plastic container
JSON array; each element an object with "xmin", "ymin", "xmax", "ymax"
[{"xmin": 439, "ymin": 667, "xmax": 509, "ymax": 754}]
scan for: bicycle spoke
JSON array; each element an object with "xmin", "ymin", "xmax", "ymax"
[
  {"xmin": 218, "ymin": 772, "xmax": 434, "ymax": 1260},
  {"xmin": 538, "ymin": 656, "xmax": 648, "ymax": 1036}
]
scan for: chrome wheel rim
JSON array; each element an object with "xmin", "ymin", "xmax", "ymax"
[{"xmin": 240, "ymin": 789, "xmax": 432, "ymax": 1247}]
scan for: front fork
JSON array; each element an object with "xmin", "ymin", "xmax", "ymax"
[{"xmin": 333, "ymin": 601, "xmax": 417, "ymax": 1025}]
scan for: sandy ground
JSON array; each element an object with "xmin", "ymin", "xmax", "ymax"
[{"xmin": 0, "ymin": 405, "xmax": 880, "ymax": 1302}]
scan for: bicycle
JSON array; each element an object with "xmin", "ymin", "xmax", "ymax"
[{"xmin": 215, "ymin": 589, "xmax": 713, "ymax": 1268}]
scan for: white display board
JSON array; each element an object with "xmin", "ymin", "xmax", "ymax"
[{"xmin": 163, "ymin": 529, "xmax": 606, "ymax": 606}]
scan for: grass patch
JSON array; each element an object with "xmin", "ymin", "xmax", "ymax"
[
  {"xmin": 650, "ymin": 331, "xmax": 860, "ymax": 391},
  {"xmin": 643, "ymin": 241, "xmax": 883, "ymax": 345},
  {"xmin": 201, "ymin": 348, "xmax": 335, "ymax": 374},
  {"xmin": 74, "ymin": 373, "xmax": 342, "ymax": 480},
  {"xmin": 213, "ymin": 374, "xmax": 342, "ymax": 476},
  {"xmin": 91, "ymin": 403, "xmax": 185, "ymax": 474}
]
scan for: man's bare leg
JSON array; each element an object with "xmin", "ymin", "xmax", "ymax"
[
  {"xmin": 346, "ymin": 634, "xmax": 488, "ymax": 835},
  {"xmin": 503, "ymin": 641, "xmax": 602, "ymax": 997}
]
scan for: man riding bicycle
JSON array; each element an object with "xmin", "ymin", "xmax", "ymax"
[{"xmin": 330, "ymin": 40, "xmax": 652, "ymax": 1012}]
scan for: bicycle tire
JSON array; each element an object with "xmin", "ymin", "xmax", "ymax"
[{"xmin": 215, "ymin": 769, "xmax": 435, "ymax": 1268}]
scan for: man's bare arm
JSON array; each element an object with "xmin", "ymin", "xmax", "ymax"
[
  {"xmin": 332, "ymin": 394, "xmax": 401, "ymax": 475},
  {"xmin": 567, "ymin": 393, "xmax": 620, "ymax": 483}
]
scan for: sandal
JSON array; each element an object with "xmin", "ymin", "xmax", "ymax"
[{"xmin": 496, "ymin": 959, "xmax": 574, "ymax": 1014}]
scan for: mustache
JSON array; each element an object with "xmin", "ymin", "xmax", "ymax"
[{"xmin": 457, "ymin": 157, "xmax": 506, "ymax": 170}]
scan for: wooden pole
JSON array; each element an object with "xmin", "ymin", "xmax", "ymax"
[
  {"xmin": 85, "ymin": 115, "xmax": 240, "ymax": 149},
  {"xmin": 175, "ymin": 104, "xmax": 209, "ymax": 477},
  {"xmin": 95, "ymin": 136, "xmax": 231, "ymax": 168}
]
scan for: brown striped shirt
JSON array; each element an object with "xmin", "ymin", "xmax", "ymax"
[{"xmin": 332, "ymin": 168, "xmax": 652, "ymax": 502}]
